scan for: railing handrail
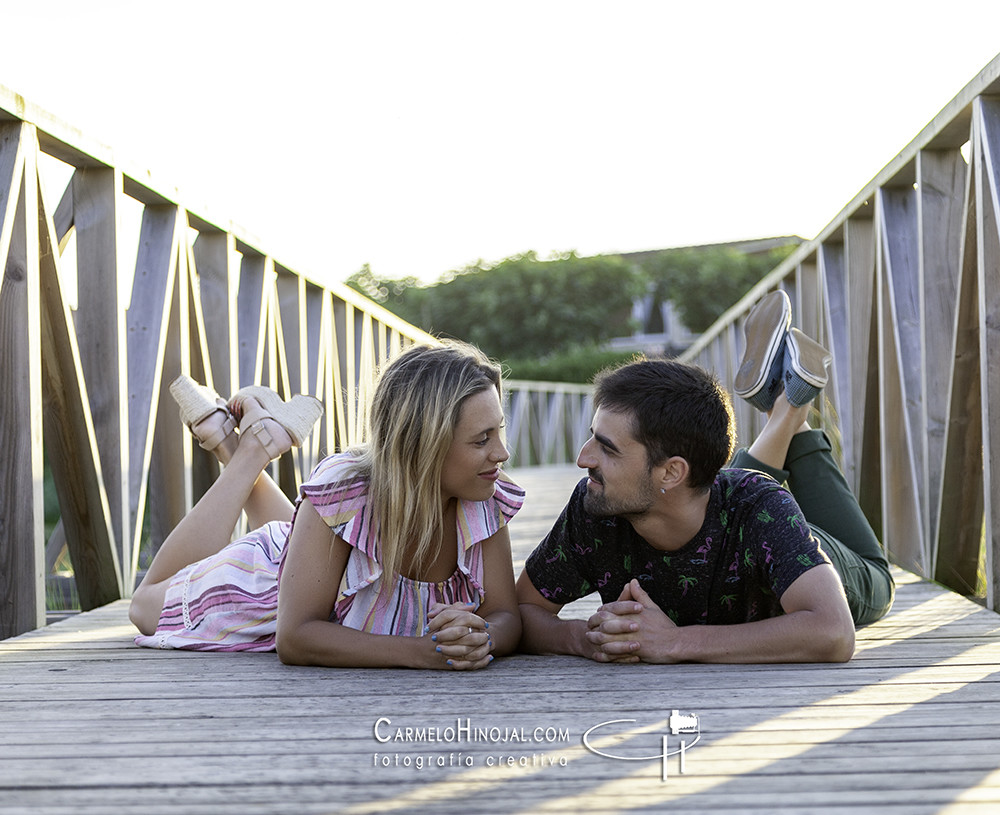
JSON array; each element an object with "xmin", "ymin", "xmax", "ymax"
[{"xmin": 0, "ymin": 82, "xmax": 436, "ymax": 343}]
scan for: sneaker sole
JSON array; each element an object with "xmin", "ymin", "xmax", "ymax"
[
  {"xmin": 785, "ymin": 328, "xmax": 831, "ymax": 388},
  {"xmin": 734, "ymin": 291, "xmax": 791, "ymax": 397}
]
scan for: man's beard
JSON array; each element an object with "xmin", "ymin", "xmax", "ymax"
[{"xmin": 583, "ymin": 470, "xmax": 656, "ymax": 519}]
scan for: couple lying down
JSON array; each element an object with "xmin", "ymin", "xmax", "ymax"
[{"xmin": 130, "ymin": 293, "xmax": 893, "ymax": 668}]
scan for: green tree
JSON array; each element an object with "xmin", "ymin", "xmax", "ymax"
[
  {"xmin": 640, "ymin": 245, "xmax": 796, "ymax": 333},
  {"xmin": 347, "ymin": 251, "xmax": 644, "ymax": 362}
]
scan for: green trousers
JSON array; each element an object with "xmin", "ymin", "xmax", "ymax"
[{"xmin": 732, "ymin": 429, "xmax": 894, "ymax": 626}]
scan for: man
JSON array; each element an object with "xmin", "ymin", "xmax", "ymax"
[{"xmin": 516, "ymin": 291, "xmax": 894, "ymax": 664}]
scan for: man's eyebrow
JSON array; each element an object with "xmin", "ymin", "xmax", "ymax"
[{"xmin": 592, "ymin": 430, "xmax": 621, "ymax": 454}]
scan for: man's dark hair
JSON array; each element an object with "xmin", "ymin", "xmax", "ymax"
[{"xmin": 592, "ymin": 357, "xmax": 736, "ymax": 490}]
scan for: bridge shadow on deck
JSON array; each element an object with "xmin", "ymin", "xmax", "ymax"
[{"xmin": 1, "ymin": 467, "xmax": 999, "ymax": 815}]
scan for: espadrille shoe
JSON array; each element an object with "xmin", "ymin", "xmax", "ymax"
[
  {"xmin": 235, "ymin": 400, "xmax": 291, "ymax": 460},
  {"xmin": 782, "ymin": 328, "xmax": 832, "ymax": 407},
  {"xmin": 169, "ymin": 374, "xmax": 238, "ymax": 452},
  {"xmin": 229, "ymin": 386, "xmax": 324, "ymax": 448},
  {"xmin": 733, "ymin": 291, "xmax": 791, "ymax": 412}
]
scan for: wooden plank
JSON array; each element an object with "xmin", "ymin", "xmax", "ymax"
[
  {"xmin": 71, "ymin": 167, "xmax": 131, "ymax": 567},
  {"xmin": 796, "ymin": 259, "xmax": 819, "ymax": 341},
  {"xmin": 191, "ymin": 231, "xmax": 238, "ymax": 397},
  {"xmin": 0, "ymin": 123, "xmax": 44, "ymax": 638},
  {"xmin": 51, "ymin": 173, "xmax": 73, "ymax": 247},
  {"xmin": 343, "ymin": 300, "xmax": 361, "ymax": 443},
  {"xmin": 237, "ymin": 251, "xmax": 266, "ymax": 389},
  {"xmin": 36, "ymin": 171, "xmax": 122, "ymax": 607},
  {"xmin": 917, "ymin": 149, "xmax": 966, "ymax": 560},
  {"xmin": 276, "ymin": 270, "xmax": 304, "ymax": 396},
  {"xmin": 0, "ymin": 123, "xmax": 26, "ymax": 300},
  {"xmin": 178, "ymin": 237, "xmax": 226, "ymax": 504},
  {"xmin": 881, "ymin": 186, "xmax": 925, "ymax": 509},
  {"xmin": 934, "ymin": 135, "xmax": 984, "ymax": 595},
  {"xmin": 820, "ymin": 242, "xmax": 852, "ymax": 474},
  {"xmin": 125, "ymin": 205, "xmax": 180, "ymax": 586},
  {"xmin": 876, "ymin": 190, "xmax": 925, "ymax": 574},
  {"xmin": 844, "ymin": 217, "xmax": 876, "ymax": 498},
  {"xmin": 148, "ymin": 225, "xmax": 191, "ymax": 559},
  {"xmin": 976, "ymin": 97, "xmax": 1000, "ymax": 611}
]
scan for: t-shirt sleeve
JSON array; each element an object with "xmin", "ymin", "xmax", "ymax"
[
  {"xmin": 524, "ymin": 479, "xmax": 599, "ymax": 605},
  {"xmin": 742, "ymin": 484, "xmax": 832, "ymax": 601}
]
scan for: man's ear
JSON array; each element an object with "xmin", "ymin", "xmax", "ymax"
[{"xmin": 657, "ymin": 456, "xmax": 691, "ymax": 492}]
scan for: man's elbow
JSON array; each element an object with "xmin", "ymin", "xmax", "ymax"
[
  {"xmin": 516, "ymin": 603, "xmax": 547, "ymax": 654},
  {"xmin": 816, "ymin": 620, "xmax": 855, "ymax": 663}
]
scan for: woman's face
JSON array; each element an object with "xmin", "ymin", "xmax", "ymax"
[{"xmin": 439, "ymin": 388, "xmax": 509, "ymax": 504}]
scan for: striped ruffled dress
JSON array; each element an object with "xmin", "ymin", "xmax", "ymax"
[{"xmin": 133, "ymin": 453, "xmax": 525, "ymax": 652}]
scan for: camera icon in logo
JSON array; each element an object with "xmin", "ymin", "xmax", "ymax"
[{"xmin": 582, "ymin": 710, "xmax": 701, "ymax": 781}]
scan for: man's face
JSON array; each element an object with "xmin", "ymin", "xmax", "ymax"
[{"xmin": 576, "ymin": 406, "xmax": 657, "ymax": 518}]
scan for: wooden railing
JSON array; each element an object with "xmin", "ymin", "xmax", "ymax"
[
  {"xmin": 0, "ymin": 86, "xmax": 437, "ymax": 639},
  {"xmin": 682, "ymin": 53, "xmax": 1000, "ymax": 610},
  {"xmin": 6, "ymin": 50, "xmax": 1000, "ymax": 637},
  {"xmin": 505, "ymin": 380, "xmax": 592, "ymax": 468}
]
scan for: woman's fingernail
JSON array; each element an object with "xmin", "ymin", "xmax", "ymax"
[
  {"xmin": 435, "ymin": 646, "xmax": 442, "ymax": 653},
  {"xmin": 431, "ymin": 634, "xmax": 437, "ymax": 642},
  {"xmin": 488, "ymin": 655, "xmax": 494, "ymax": 663},
  {"xmin": 447, "ymin": 659, "xmax": 454, "ymax": 666},
  {"xmin": 484, "ymin": 622, "xmax": 490, "ymax": 629}
]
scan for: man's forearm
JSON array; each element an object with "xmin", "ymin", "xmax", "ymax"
[
  {"xmin": 647, "ymin": 610, "xmax": 855, "ymax": 664},
  {"xmin": 517, "ymin": 603, "xmax": 590, "ymax": 658}
]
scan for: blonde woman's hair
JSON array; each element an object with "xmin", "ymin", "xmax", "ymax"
[{"xmin": 347, "ymin": 340, "xmax": 503, "ymax": 593}]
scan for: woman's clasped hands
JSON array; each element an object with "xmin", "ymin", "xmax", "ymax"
[{"xmin": 424, "ymin": 602, "xmax": 494, "ymax": 670}]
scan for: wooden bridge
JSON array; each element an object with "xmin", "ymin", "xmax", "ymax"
[
  {"xmin": 1, "ymin": 43, "xmax": 1000, "ymax": 815},
  {"xmin": 3, "ymin": 465, "xmax": 1000, "ymax": 814}
]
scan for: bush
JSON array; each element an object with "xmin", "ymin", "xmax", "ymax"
[{"xmin": 504, "ymin": 347, "xmax": 641, "ymax": 384}]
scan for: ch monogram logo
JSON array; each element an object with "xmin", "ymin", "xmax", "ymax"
[{"xmin": 582, "ymin": 710, "xmax": 701, "ymax": 781}]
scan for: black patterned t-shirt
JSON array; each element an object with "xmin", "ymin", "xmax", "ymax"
[{"xmin": 524, "ymin": 468, "xmax": 831, "ymax": 625}]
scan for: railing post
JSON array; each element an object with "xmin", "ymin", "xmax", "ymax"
[
  {"xmin": 0, "ymin": 122, "xmax": 45, "ymax": 637},
  {"xmin": 72, "ymin": 167, "xmax": 131, "ymax": 589}
]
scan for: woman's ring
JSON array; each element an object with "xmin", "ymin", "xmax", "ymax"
[{"xmin": 468, "ymin": 626, "xmax": 473, "ymax": 634}]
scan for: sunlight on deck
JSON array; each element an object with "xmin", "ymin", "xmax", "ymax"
[
  {"xmin": 334, "ymin": 628, "xmax": 1000, "ymax": 814},
  {"xmin": 510, "ymin": 641, "xmax": 1000, "ymax": 812},
  {"xmin": 0, "ymin": 623, "xmax": 136, "ymax": 647}
]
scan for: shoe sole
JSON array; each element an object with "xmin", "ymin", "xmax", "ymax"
[
  {"xmin": 734, "ymin": 291, "xmax": 791, "ymax": 397},
  {"xmin": 170, "ymin": 374, "xmax": 224, "ymax": 427},
  {"xmin": 785, "ymin": 328, "xmax": 831, "ymax": 388}
]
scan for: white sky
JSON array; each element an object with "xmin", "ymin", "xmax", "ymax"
[{"xmin": 2, "ymin": 0, "xmax": 1000, "ymax": 285}]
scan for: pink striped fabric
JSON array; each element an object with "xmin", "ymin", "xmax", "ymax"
[{"xmin": 133, "ymin": 453, "xmax": 524, "ymax": 651}]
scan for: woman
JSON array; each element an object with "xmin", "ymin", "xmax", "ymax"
[{"xmin": 130, "ymin": 341, "xmax": 523, "ymax": 670}]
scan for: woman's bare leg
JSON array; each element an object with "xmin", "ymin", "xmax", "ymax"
[
  {"xmin": 206, "ymin": 403, "xmax": 293, "ymax": 530},
  {"xmin": 129, "ymin": 398, "xmax": 295, "ymax": 634}
]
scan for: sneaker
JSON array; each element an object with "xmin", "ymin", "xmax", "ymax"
[
  {"xmin": 783, "ymin": 328, "xmax": 831, "ymax": 407},
  {"xmin": 733, "ymin": 291, "xmax": 791, "ymax": 412}
]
